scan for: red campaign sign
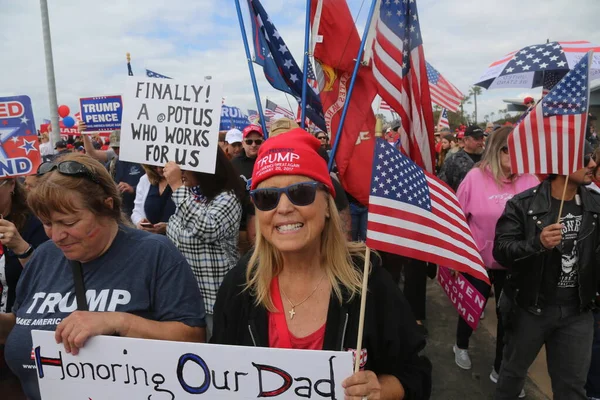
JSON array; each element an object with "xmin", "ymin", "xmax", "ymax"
[
  {"xmin": 437, "ymin": 267, "xmax": 487, "ymax": 330},
  {"xmin": 0, "ymin": 95, "xmax": 40, "ymax": 177}
]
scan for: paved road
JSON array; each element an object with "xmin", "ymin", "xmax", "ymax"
[{"xmin": 422, "ymin": 279, "xmax": 550, "ymax": 400}]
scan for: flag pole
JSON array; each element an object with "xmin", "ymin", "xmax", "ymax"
[
  {"xmin": 39, "ymin": 0, "xmax": 61, "ymax": 146},
  {"xmin": 300, "ymin": 0, "xmax": 312, "ymax": 129},
  {"xmin": 327, "ymin": 0, "xmax": 379, "ymax": 172},
  {"xmin": 354, "ymin": 246, "xmax": 371, "ymax": 373},
  {"xmin": 556, "ymin": 175, "xmax": 570, "ymax": 224},
  {"xmin": 234, "ymin": 0, "xmax": 269, "ymax": 140}
]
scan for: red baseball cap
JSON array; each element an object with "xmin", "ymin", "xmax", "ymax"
[
  {"xmin": 251, "ymin": 128, "xmax": 335, "ymax": 196},
  {"xmin": 524, "ymin": 96, "xmax": 534, "ymax": 105},
  {"xmin": 242, "ymin": 124, "xmax": 263, "ymax": 139}
]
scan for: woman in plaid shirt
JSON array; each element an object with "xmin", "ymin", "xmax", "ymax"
[{"xmin": 164, "ymin": 148, "xmax": 244, "ymax": 338}]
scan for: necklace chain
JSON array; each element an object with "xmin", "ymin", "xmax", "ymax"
[{"xmin": 280, "ymin": 274, "xmax": 326, "ymax": 320}]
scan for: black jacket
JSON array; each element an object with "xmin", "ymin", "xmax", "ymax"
[
  {"xmin": 211, "ymin": 255, "xmax": 432, "ymax": 399},
  {"xmin": 493, "ymin": 179, "xmax": 600, "ymax": 313}
]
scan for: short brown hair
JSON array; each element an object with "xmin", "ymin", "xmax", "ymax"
[{"xmin": 28, "ymin": 153, "xmax": 127, "ymax": 224}]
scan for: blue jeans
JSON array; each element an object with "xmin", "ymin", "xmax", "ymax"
[
  {"xmin": 587, "ymin": 311, "xmax": 600, "ymax": 398},
  {"xmin": 496, "ymin": 305, "xmax": 594, "ymax": 400},
  {"xmin": 350, "ymin": 203, "xmax": 368, "ymax": 242}
]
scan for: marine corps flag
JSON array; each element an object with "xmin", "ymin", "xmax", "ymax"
[{"xmin": 310, "ymin": 0, "xmax": 378, "ymax": 206}]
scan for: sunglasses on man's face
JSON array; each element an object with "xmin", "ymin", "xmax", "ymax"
[
  {"xmin": 244, "ymin": 139, "xmax": 263, "ymax": 146},
  {"xmin": 584, "ymin": 153, "xmax": 593, "ymax": 166},
  {"xmin": 37, "ymin": 160, "xmax": 100, "ymax": 184},
  {"xmin": 250, "ymin": 182, "xmax": 326, "ymax": 211},
  {"xmin": 317, "ymin": 136, "xmax": 327, "ymax": 140}
]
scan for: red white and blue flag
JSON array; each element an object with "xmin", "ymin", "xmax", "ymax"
[
  {"xmin": 508, "ymin": 51, "xmax": 593, "ymax": 175},
  {"xmin": 379, "ymin": 99, "xmax": 392, "ymax": 111},
  {"xmin": 0, "ymin": 95, "xmax": 40, "ymax": 177},
  {"xmin": 426, "ymin": 62, "xmax": 464, "ymax": 112},
  {"xmin": 366, "ymin": 139, "xmax": 489, "ymax": 283},
  {"xmin": 438, "ymin": 108, "xmax": 449, "ymax": 129},
  {"xmin": 266, "ymin": 99, "xmax": 295, "ymax": 120},
  {"xmin": 370, "ymin": 0, "xmax": 436, "ymax": 173}
]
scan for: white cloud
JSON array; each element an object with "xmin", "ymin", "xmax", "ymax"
[{"xmin": 1, "ymin": 0, "xmax": 599, "ymax": 128}]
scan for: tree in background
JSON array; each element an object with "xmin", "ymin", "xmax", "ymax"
[{"xmin": 468, "ymin": 86, "xmax": 483, "ymax": 123}]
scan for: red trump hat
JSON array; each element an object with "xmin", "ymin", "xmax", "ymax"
[{"xmin": 251, "ymin": 128, "xmax": 335, "ymax": 196}]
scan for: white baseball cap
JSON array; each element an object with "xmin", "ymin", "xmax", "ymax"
[{"xmin": 225, "ymin": 128, "xmax": 243, "ymax": 144}]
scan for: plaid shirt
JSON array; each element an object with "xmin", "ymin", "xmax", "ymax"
[{"xmin": 167, "ymin": 186, "xmax": 242, "ymax": 314}]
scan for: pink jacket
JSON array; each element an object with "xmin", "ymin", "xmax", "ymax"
[{"xmin": 456, "ymin": 168, "xmax": 539, "ymax": 270}]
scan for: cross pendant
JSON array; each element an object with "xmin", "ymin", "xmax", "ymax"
[{"xmin": 289, "ymin": 308, "xmax": 296, "ymax": 319}]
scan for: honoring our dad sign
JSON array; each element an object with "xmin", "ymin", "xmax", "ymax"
[
  {"xmin": 32, "ymin": 330, "xmax": 352, "ymax": 399},
  {"xmin": 120, "ymin": 77, "xmax": 223, "ymax": 173},
  {"xmin": 79, "ymin": 95, "xmax": 123, "ymax": 131}
]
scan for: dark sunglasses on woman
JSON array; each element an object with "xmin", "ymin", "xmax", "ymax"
[
  {"xmin": 244, "ymin": 139, "xmax": 263, "ymax": 146},
  {"xmin": 250, "ymin": 181, "xmax": 326, "ymax": 211},
  {"xmin": 37, "ymin": 160, "xmax": 100, "ymax": 184}
]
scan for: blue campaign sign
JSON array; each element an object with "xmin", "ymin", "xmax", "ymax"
[
  {"xmin": 80, "ymin": 95, "xmax": 123, "ymax": 131},
  {"xmin": 220, "ymin": 105, "xmax": 250, "ymax": 130},
  {"xmin": 0, "ymin": 95, "xmax": 40, "ymax": 177}
]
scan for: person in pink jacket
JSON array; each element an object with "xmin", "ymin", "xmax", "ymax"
[{"xmin": 452, "ymin": 127, "xmax": 539, "ymax": 396}]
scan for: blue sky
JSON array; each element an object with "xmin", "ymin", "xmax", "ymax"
[{"xmin": 1, "ymin": 0, "xmax": 599, "ymax": 126}]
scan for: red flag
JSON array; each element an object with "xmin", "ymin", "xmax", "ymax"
[{"xmin": 311, "ymin": 0, "xmax": 378, "ymax": 206}]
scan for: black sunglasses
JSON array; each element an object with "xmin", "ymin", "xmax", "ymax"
[
  {"xmin": 250, "ymin": 182, "xmax": 325, "ymax": 211},
  {"xmin": 584, "ymin": 153, "xmax": 593, "ymax": 166},
  {"xmin": 317, "ymin": 136, "xmax": 327, "ymax": 140},
  {"xmin": 244, "ymin": 139, "xmax": 263, "ymax": 146},
  {"xmin": 37, "ymin": 160, "xmax": 100, "ymax": 184},
  {"xmin": 500, "ymin": 146, "xmax": 509, "ymax": 154}
]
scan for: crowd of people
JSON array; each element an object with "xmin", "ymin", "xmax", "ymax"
[{"xmin": 0, "ymin": 110, "xmax": 598, "ymax": 400}]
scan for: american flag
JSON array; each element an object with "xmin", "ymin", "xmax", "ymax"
[
  {"xmin": 146, "ymin": 69, "xmax": 171, "ymax": 79},
  {"xmin": 542, "ymin": 70, "xmax": 563, "ymax": 96},
  {"xmin": 370, "ymin": 0, "xmax": 436, "ymax": 173},
  {"xmin": 366, "ymin": 139, "xmax": 489, "ymax": 283},
  {"xmin": 508, "ymin": 51, "xmax": 592, "ymax": 175},
  {"xmin": 379, "ymin": 99, "xmax": 392, "ymax": 111},
  {"xmin": 438, "ymin": 108, "xmax": 449, "ymax": 129},
  {"xmin": 266, "ymin": 99, "xmax": 295, "ymax": 119},
  {"xmin": 426, "ymin": 62, "xmax": 464, "ymax": 112},
  {"xmin": 248, "ymin": 0, "xmax": 327, "ymax": 132}
]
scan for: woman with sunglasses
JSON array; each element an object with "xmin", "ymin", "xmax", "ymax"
[
  {"xmin": 451, "ymin": 128, "xmax": 537, "ymax": 391},
  {"xmin": 212, "ymin": 129, "xmax": 431, "ymax": 400},
  {"xmin": 164, "ymin": 147, "xmax": 244, "ymax": 339},
  {"xmin": 0, "ymin": 154, "xmax": 206, "ymax": 400}
]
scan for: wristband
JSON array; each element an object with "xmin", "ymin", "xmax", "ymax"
[{"xmin": 15, "ymin": 244, "xmax": 34, "ymax": 259}]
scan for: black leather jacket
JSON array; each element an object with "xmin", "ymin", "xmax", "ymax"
[{"xmin": 493, "ymin": 179, "xmax": 600, "ymax": 313}]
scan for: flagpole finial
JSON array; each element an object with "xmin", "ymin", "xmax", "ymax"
[
  {"xmin": 126, "ymin": 52, "xmax": 131, "ymax": 62},
  {"xmin": 375, "ymin": 118, "xmax": 383, "ymax": 137}
]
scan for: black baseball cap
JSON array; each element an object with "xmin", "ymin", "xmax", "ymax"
[
  {"xmin": 464, "ymin": 125, "xmax": 484, "ymax": 139},
  {"xmin": 54, "ymin": 140, "xmax": 67, "ymax": 149}
]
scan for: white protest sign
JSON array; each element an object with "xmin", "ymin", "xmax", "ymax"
[
  {"xmin": 32, "ymin": 330, "xmax": 352, "ymax": 399},
  {"xmin": 120, "ymin": 77, "xmax": 223, "ymax": 173}
]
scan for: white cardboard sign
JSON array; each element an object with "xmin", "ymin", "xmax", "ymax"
[
  {"xmin": 120, "ymin": 77, "xmax": 223, "ymax": 173},
  {"xmin": 32, "ymin": 330, "xmax": 352, "ymax": 399}
]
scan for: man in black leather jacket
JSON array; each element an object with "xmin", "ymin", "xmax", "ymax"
[{"xmin": 493, "ymin": 145, "xmax": 600, "ymax": 400}]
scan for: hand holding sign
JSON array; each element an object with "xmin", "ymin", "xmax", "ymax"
[{"xmin": 120, "ymin": 77, "xmax": 223, "ymax": 174}]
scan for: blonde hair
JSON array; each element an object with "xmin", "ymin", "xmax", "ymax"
[
  {"xmin": 245, "ymin": 195, "xmax": 366, "ymax": 311},
  {"xmin": 478, "ymin": 127, "xmax": 515, "ymax": 186}
]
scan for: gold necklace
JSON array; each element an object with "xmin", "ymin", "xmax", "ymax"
[{"xmin": 280, "ymin": 274, "xmax": 326, "ymax": 320}]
